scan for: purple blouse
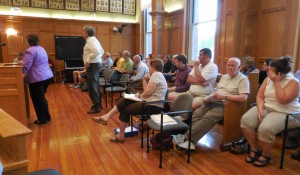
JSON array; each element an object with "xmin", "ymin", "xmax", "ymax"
[{"xmin": 22, "ymin": 46, "xmax": 53, "ymax": 83}]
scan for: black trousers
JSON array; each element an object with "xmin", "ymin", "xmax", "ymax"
[
  {"xmin": 116, "ymin": 97, "xmax": 163, "ymax": 123},
  {"xmin": 87, "ymin": 62, "xmax": 102, "ymax": 109},
  {"xmin": 29, "ymin": 77, "xmax": 53, "ymax": 122}
]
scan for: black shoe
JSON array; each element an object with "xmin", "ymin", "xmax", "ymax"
[
  {"xmin": 33, "ymin": 120, "xmax": 47, "ymax": 125},
  {"xmin": 87, "ymin": 108, "xmax": 101, "ymax": 114},
  {"xmin": 291, "ymin": 150, "xmax": 300, "ymax": 160},
  {"xmin": 285, "ymin": 138, "xmax": 299, "ymax": 149}
]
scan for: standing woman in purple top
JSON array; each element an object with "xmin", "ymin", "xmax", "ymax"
[{"xmin": 22, "ymin": 34, "xmax": 54, "ymax": 125}]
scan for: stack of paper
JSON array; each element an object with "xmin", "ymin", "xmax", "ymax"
[
  {"xmin": 123, "ymin": 93, "xmax": 143, "ymax": 102},
  {"xmin": 151, "ymin": 114, "xmax": 177, "ymax": 126}
]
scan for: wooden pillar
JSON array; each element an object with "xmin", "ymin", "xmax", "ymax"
[{"xmin": 150, "ymin": 0, "xmax": 167, "ymax": 59}]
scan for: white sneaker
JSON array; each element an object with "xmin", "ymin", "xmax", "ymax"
[
  {"xmin": 172, "ymin": 134, "xmax": 186, "ymax": 145},
  {"xmin": 69, "ymin": 84, "xmax": 77, "ymax": 88},
  {"xmin": 74, "ymin": 84, "xmax": 81, "ymax": 88},
  {"xmin": 177, "ymin": 140, "xmax": 195, "ymax": 150}
]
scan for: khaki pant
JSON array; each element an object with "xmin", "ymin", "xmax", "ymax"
[
  {"xmin": 185, "ymin": 102, "xmax": 224, "ymax": 143},
  {"xmin": 241, "ymin": 106, "xmax": 300, "ymax": 143}
]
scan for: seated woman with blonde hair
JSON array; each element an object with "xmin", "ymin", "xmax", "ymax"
[
  {"xmin": 92, "ymin": 58, "xmax": 168, "ymax": 142},
  {"xmin": 240, "ymin": 55, "xmax": 259, "ymax": 75},
  {"xmin": 240, "ymin": 56, "xmax": 300, "ymax": 167}
]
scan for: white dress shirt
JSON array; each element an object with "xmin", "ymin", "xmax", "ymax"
[{"xmin": 83, "ymin": 36, "xmax": 104, "ymax": 64}]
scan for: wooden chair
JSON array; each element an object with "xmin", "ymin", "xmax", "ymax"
[
  {"xmin": 216, "ymin": 73, "xmax": 258, "ymax": 151},
  {"xmin": 247, "ymin": 72, "xmax": 259, "ymax": 108},
  {"xmin": 220, "ymin": 100, "xmax": 248, "ymax": 151}
]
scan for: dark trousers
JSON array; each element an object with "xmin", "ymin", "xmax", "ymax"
[
  {"xmin": 87, "ymin": 62, "xmax": 102, "ymax": 109},
  {"xmin": 29, "ymin": 77, "xmax": 53, "ymax": 122},
  {"xmin": 163, "ymin": 74, "xmax": 174, "ymax": 82},
  {"xmin": 116, "ymin": 97, "xmax": 163, "ymax": 123},
  {"xmin": 111, "ymin": 70, "xmax": 123, "ymax": 83}
]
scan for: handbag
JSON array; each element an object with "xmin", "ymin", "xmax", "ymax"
[
  {"xmin": 150, "ymin": 133, "xmax": 173, "ymax": 151},
  {"xmin": 230, "ymin": 137, "xmax": 248, "ymax": 154}
]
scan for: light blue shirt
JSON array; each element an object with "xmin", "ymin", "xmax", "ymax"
[
  {"xmin": 131, "ymin": 61, "xmax": 149, "ymax": 82},
  {"xmin": 102, "ymin": 57, "xmax": 113, "ymax": 68}
]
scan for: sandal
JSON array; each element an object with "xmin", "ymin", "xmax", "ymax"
[
  {"xmin": 253, "ymin": 155, "xmax": 271, "ymax": 167},
  {"xmin": 91, "ymin": 117, "xmax": 108, "ymax": 125},
  {"xmin": 245, "ymin": 150, "xmax": 262, "ymax": 163}
]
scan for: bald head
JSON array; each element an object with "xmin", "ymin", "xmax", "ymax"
[{"xmin": 133, "ymin": 55, "xmax": 141, "ymax": 64}]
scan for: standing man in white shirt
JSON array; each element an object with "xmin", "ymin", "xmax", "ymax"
[{"xmin": 82, "ymin": 26, "xmax": 104, "ymax": 114}]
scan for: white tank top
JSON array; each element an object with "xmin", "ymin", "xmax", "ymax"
[{"xmin": 264, "ymin": 74, "xmax": 300, "ymax": 113}]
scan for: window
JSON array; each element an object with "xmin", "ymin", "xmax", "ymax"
[
  {"xmin": 190, "ymin": 0, "xmax": 218, "ymax": 61},
  {"xmin": 145, "ymin": 7, "xmax": 152, "ymax": 58}
]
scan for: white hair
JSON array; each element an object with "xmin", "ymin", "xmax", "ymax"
[
  {"xmin": 133, "ymin": 55, "xmax": 141, "ymax": 61},
  {"xmin": 228, "ymin": 57, "xmax": 241, "ymax": 66}
]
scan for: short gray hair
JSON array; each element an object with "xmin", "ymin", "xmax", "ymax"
[
  {"xmin": 228, "ymin": 57, "xmax": 241, "ymax": 66},
  {"xmin": 83, "ymin": 26, "xmax": 96, "ymax": 36},
  {"xmin": 123, "ymin": 50, "xmax": 130, "ymax": 57}
]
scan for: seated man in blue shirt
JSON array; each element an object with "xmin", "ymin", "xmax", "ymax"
[{"xmin": 128, "ymin": 55, "xmax": 149, "ymax": 93}]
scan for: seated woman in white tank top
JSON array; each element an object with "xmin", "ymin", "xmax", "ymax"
[{"xmin": 240, "ymin": 56, "xmax": 300, "ymax": 167}]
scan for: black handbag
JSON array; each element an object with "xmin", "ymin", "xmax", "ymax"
[
  {"xmin": 231, "ymin": 137, "xmax": 248, "ymax": 154},
  {"xmin": 150, "ymin": 133, "xmax": 173, "ymax": 151}
]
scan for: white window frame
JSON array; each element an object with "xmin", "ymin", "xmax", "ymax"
[
  {"xmin": 188, "ymin": 0, "xmax": 218, "ymax": 62},
  {"xmin": 145, "ymin": 7, "xmax": 152, "ymax": 58}
]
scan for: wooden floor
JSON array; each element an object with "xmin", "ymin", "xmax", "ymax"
[{"xmin": 25, "ymin": 83, "xmax": 300, "ymax": 175}]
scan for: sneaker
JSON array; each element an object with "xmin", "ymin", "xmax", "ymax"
[
  {"xmin": 73, "ymin": 84, "xmax": 81, "ymax": 88},
  {"xmin": 69, "ymin": 84, "xmax": 77, "ymax": 88},
  {"xmin": 285, "ymin": 138, "xmax": 299, "ymax": 149},
  {"xmin": 177, "ymin": 140, "xmax": 195, "ymax": 151},
  {"xmin": 291, "ymin": 150, "xmax": 300, "ymax": 160},
  {"xmin": 172, "ymin": 134, "xmax": 186, "ymax": 145}
]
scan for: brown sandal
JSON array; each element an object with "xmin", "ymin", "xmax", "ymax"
[{"xmin": 91, "ymin": 117, "xmax": 108, "ymax": 125}]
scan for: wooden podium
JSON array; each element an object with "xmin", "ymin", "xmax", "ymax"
[
  {"xmin": 0, "ymin": 63, "xmax": 30, "ymax": 126},
  {"xmin": 0, "ymin": 108, "xmax": 32, "ymax": 175}
]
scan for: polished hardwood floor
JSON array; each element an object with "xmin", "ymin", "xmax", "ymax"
[{"xmin": 25, "ymin": 83, "xmax": 300, "ymax": 175}]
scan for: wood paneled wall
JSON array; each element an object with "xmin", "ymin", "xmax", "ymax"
[
  {"xmin": 0, "ymin": 16, "xmax": 137, "ymax": 69},
  {"xmin": 216, "ymin": 0, "xmax": 299, "ymax": 73},
  {"xmin": 162, "ymin": 9, "xmax": 184, "ymax": 56}
]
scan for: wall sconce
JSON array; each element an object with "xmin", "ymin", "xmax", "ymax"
[
  {"xmin": 6, "ymin": 28, "xmax": 19, "ymax": 35},
  {"xmin": 112, "ymin": 24, "xmax": 128, "ymax": 34}
]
